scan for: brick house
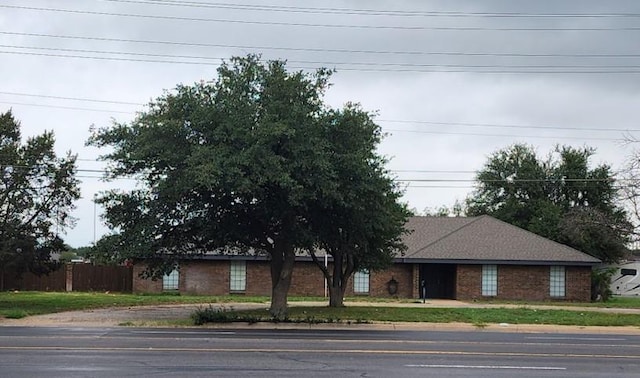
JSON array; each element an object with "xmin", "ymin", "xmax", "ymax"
[{"xmin": 133, "ymin": 215, "xmax": 600, "ymax": 302}]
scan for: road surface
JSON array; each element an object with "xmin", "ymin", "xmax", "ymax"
[{"xmin": 1, "ymin": 327, "xmax": 639, "ymax": 377}]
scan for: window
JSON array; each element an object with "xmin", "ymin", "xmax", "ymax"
[
  {"xmin": 353, "ymin": 270, "xmax": 370, "ymax": 294},
  {"xmin": 163, "ymin": 269, "xmax": 179, "ymax": 291},
  {"xmin": 621, "ymin": 268, "xmax": 637, "ymax": 276},
  {"xmin": 550, "ymin": 266, "xmax": 566, "ymax": 297},
  {"xmin": 482, "ymin": 265, "xmax": 497, "ymax": 296},
  {"xmin": 230, "ymin": 260, "xmax": 247, "ymax": 292}
]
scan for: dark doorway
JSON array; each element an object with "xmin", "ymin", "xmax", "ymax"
[{"xmin": 419, "ymin": 264, "xmax": 456, "ymax": 299}]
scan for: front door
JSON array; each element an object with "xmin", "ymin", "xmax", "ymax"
[{"xmin": 419, "ymin": 264, "xmax": 456, "ymax": 299}]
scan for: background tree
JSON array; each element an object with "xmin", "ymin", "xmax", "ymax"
[
  {"xmin": 308, "ymin": 105, "xmax": 410, "ymax": 307},
  {"xmin": 89, "ymin": 56, "xmax": 350, "ymax": 318},
  {"xmin": 0, "ymin": 111, "xmax": 79, "ymax": 289},
  {"xmin": 423, "ymin": 201, "xmax": 465, "ymax": 217},
  {"xmin": 466, "ymin": 143, "xmax": 630, "ymax": 263},
  {"xmin": 59, "ymin": 245, "xmax": 92, "ymax": 263},
  {"xmin": 619, "ymin": 155, "xmax": 640, "ymax": 247}
]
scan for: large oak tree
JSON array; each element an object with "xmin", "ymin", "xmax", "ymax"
[{"xmin": 89, "ymin": 56, "xmax": 407, "ymax": 317}]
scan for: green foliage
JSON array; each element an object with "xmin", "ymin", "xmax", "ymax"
[
  {"xmin": 88, "ymin": 55, "xmax": 344, "ymax": 318},
  {"xmin": 423, "ymin": 201, "xmax": 465, "ymax": 217},
  {"xmin": 71, "ymin": 246, "xmax": 93, "ymax": 258},
  {"xmin": 0, "ymin": 111, "xmax": 80, "ymax": 288},
  {"xmin": 88, "ymin": 56, "xmax": 334, "ymax": 269},
  {"xmin": 87, "ymin": 55, "xmax": 408, "ymax": 317},
  {"xmin": 191, "ymin": 306, "xmax": 246, "ymax": 325},
  {"xmin": 191, "ymin": 306, "xmax": 640, "ymax": 327},
  {"xmin": 308, "ymin": 104, "xmax": 411, "ymax": 307},
  {"xmin": 190, "ymin": 305, "xmax": 373, "ymax": 325},
  {"xmin": 3, "ymin": 309, "xmax": 28, "ymax": 319},
  {"xmin": 591, "ymin": 267, "xmax": 615, "ymax": 302},
  {"xmin": 59, "ymin": 251, "xmax": 77, "ymax": 263},
  {"xmin": 467, "ymin": 144, "xmax": 630, "ymax": 263}
]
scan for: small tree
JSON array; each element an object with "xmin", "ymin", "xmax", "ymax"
[
  {"xmin": 0, "ymin": 111, "xmax": 79, "ymax": 289},
  {"xmin": 308, "ymin": 105, "xmax": 410, "ymax": 307}
]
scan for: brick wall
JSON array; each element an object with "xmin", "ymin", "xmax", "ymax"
[
  {"xmin": 368, "ymin": 264, "xmax": 414, "ymax": 298},
  {"xmin": 245, "ymin": 261, "xmax": 326, "ymax": 296},
  {"xmin": 132, "ymin": 264, "xmax": 162, "ymax": 293},
  {"xmin": 290, "ymin": 262, "xmax": 326, "ymax": 296},
  {"xmin": 133, "ymin": 260, "xmax": 330, "ymax": 296},
  {"xmin": 456, "ymin": 265, "xmax": 482, "ymax": 300},
  {"xmin": 132, "ymin": 260, "xmax": 591, "ymax": 302},
  {"xmin": 411, "ymin": 264, "xmax": 420, "ymax": 298},
  {"xmin": 566, "ymin": 266, "xmax": 592, "ymax": 301},
  {"xmin": 498, "ymin": 265, "xmax": 548, "ymax": 301},
  {"xmin": 245, "ymin": 261, "xmax": 272, "ymax": 296},
  {"xmin": 456, "ymin": 264, "xmax": 592, "ymax": 302},
  {"xmin": 181, "ymin": 261, "xmax": 230, "ymax": 295}
]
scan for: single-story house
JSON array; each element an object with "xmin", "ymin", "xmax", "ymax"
[{"xmin": 133, "ymin": 215, "xmax": 600, "ymax": 301}]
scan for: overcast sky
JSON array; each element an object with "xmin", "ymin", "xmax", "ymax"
[{"xmin": 1, "ymin": 0, "xmax": 640, "ymax": 247}]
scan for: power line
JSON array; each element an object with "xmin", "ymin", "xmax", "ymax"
[
  {"xmin": 385, "ymin": 129, "xmax": 622, "ymax": 141},
  {"xmin": 1, "ymin": 91, "xmax": 637, "ymax": 133},
  {"xmin": 397, "ymin": 178, "xmax": 622, "ymax": 183},
  {"xmin": 101, "ymin": 0, "xmax": 640, "ymax": 18},
  {"xmin": 0, "ymin": 91, "xmax": 143, "ymax": 106},
  {"xmin": 0, "ymin": 101, "xmax": 133, "ymax": 114},
  {"xmin": 392, "ymin": 169, "xmax": 477, "ymax": 174},
  {"xmin": 4, "ymin": 49, "xmax": 640, "ymax": 74},
  {"xmin": 379, "ymin": 119, "xmax": 640, "ymax": 133},
  {"xmin": 3, "ymin": 162, "xmax": 627, "ymax": 184},
  {"xmin": 0, "ymin": 50, "xmax": 217, "ymax": 66},
  {"xmin": 0, "ymin": 98, "xmax": 631, "ymax": 140},
  {"xmin": 3, "ymin": 31, "xmax": 640, "ymax": 58},
  {"xmin": 6, "ymin": 43, "xmax": 640, "ymax": 71},
  {"xmin": 4, "ymin": 4, "xmax": 640, "ymax": 31}
]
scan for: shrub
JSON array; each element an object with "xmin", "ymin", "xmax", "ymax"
[{"xmin": 592, "ymin": 268, "xmax": 615, "ymax": 302}]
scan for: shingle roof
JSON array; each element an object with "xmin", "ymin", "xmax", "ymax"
[{"xmin": 401, "ymin": 215, "xmax": 601, "ymax": 265}]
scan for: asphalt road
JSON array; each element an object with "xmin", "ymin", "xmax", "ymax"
[{"xmin": 1, "ymin": 327, "xmax": 639, "ymax": 377}]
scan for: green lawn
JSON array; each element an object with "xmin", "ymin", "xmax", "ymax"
[
  {"xmin": 0, "ymin": 291, "xmax": 269, "ymax": 318},
  {"xmin": 2, "ymin": 292, "xmax": 640, "ymax": 327},
  {"xmin": 473, "ymin": 296, "xmax": 640, "ymax": 309},
  {"xmin": 194, "ymin": 306, "xmax": 640, "ymax": 327}
]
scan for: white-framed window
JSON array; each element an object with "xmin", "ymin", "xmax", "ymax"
[
  {"xmin": 163, "ymin": 269, "xmax": 179, "ymax": 291},
  {"xmin": 550, "ymin": 266, "xmax": 566, "ymax": 297},
  {"xmin": 482, "ymin": 264, "xmax": 498, "ymax": 296},
  {"xmin": 353, "ymin": 270, "xmax": 370, "ymax": 294},
  {"xmin": 230, "ymin": 260, "xmax": 247, "ymax": 292}
]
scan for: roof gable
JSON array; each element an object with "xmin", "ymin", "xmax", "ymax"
[{"xmin": 403, "ymin": 215, "xmax": 601, "ymax": 265}]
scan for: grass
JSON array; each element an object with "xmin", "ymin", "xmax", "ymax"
[
  {"xmin": 476, "ymin": 296, "xmax": 640, "ymax": 309},
  {"xmin": 0, "ymin": 291, "xmax": 269, "ymax": 318},
  {"xmin": 2, "ymin": 291, "xmax": 640, "ymax": 327},
  {"xmin": 192, "ymin": 306, "xmax": 640, "ymax": 327}
]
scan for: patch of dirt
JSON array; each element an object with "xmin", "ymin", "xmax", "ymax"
[{"xmin": 0, "ymin": 303, "xmax": 268, "ymax": 327}]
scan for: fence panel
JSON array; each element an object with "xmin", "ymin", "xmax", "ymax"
[
  {"xmin": 2, "ymin": 268, "xmax": 66, "ymax": 291},
  {"xmin": 72, "ymin": 264, "xmax": 133, "ymax": 292},
  {"xmin": 1, "ymin": 264, "xmax": 132, "ymax": 292}
]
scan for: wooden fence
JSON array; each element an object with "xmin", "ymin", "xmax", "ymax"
[{"xmin": 2, "ymin": 264, "xmax": 133, "ymax": 293}]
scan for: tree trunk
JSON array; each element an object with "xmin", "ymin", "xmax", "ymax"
[
  {"xmin": 269, "ymin": 241, "xmax": 295, "ymax": 320},
  {"xmin": 328, "ymin": 251, "xmax": 345, "ymax": 307},
  {"xmin": 328, "ymin": 283, "xmax": 346, "ymax": 307}
]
